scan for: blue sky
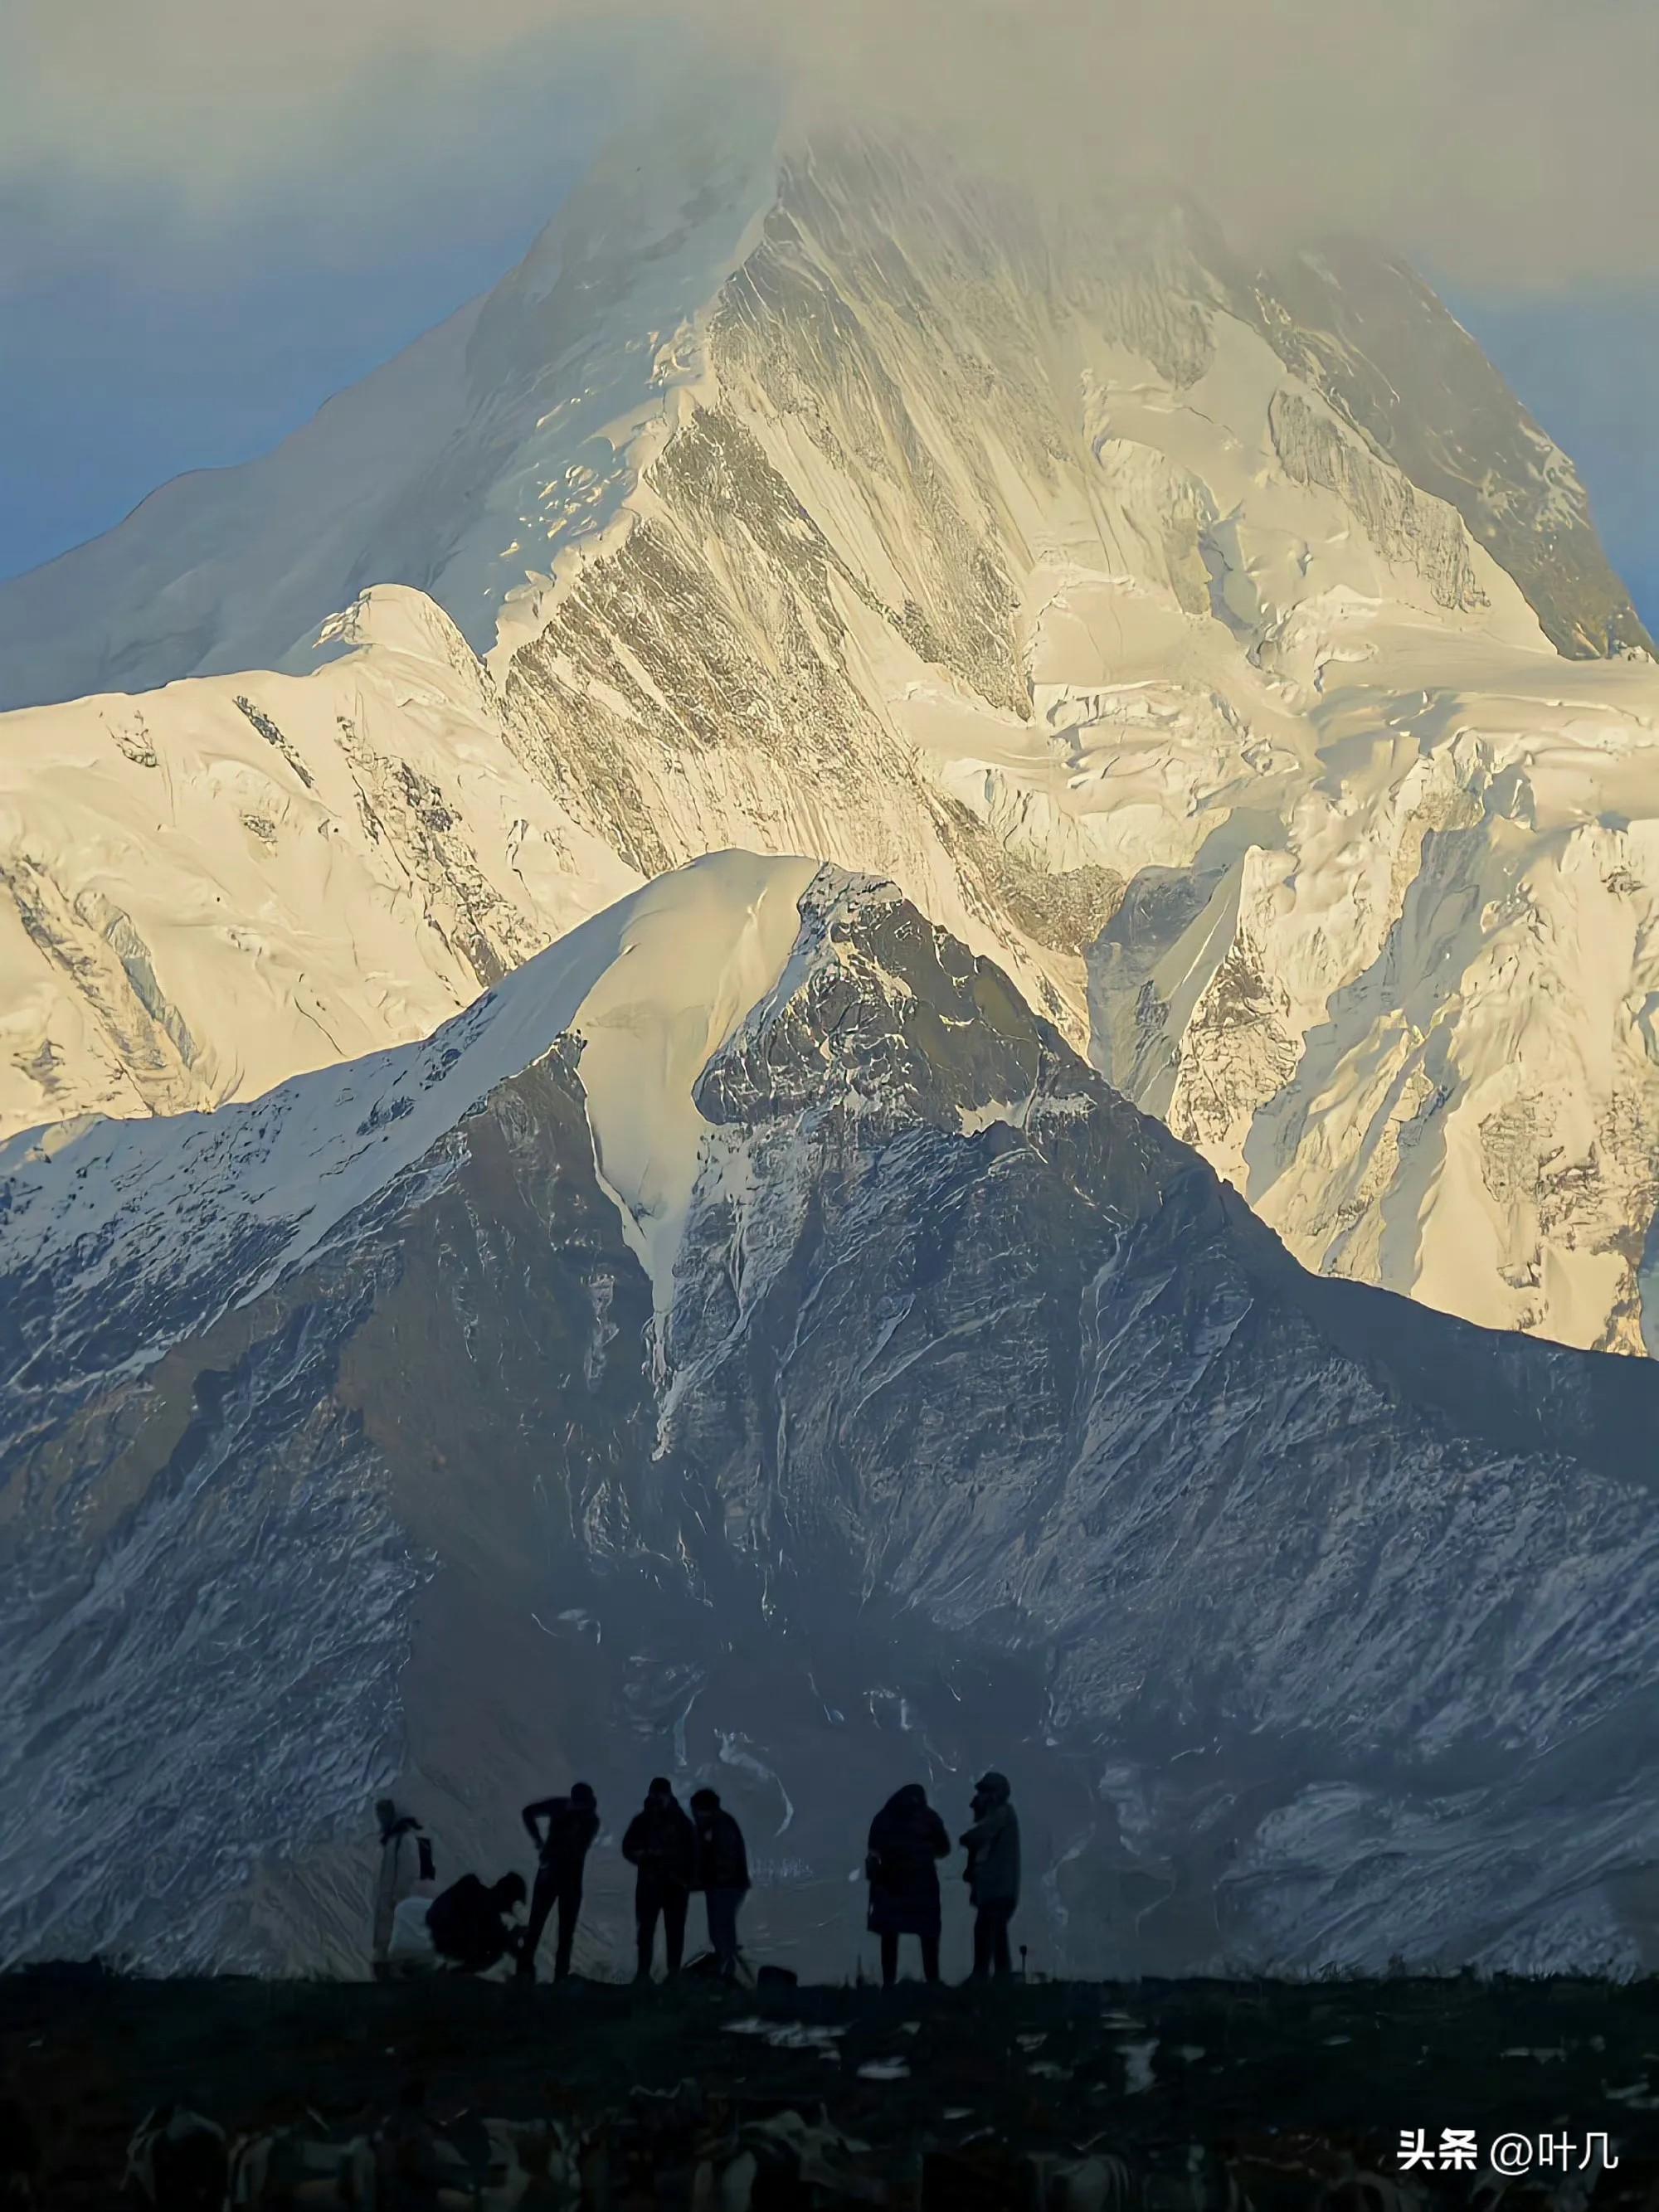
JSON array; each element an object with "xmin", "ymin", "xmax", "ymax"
[
  {"xmin": 1444, "ymin": 288, "xmax": 1659, "ymax": 635},
  {"xmin": 0, "ymin": 25, "xmax": 620, "ymax": 591},
  {"xmin": 0, "ymin": 210, "xmax": 577, "ymax": 586}
]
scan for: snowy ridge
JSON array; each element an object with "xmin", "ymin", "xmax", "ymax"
[
  {"xmin": 2, "ymin": 124, "xmax": 1659, "ymax": 1348},
  {"xmin": 0, "ymin": 100, "xmax": 785, "ymax": 709},
  {"xmin": 0, "ymin": 586, "xmax": 640, "ymax": 1132},
  {"xmin": 0, "ymin": 851, "xmax": 831, "ymax": 1409}
]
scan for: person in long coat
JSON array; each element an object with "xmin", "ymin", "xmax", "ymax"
[
  {"xmin": 865, "ymin": 1782, "xmax": 951, "ymax": 1986},
  {"xmin": 370, "ymin": 1797, "xmax": 433, "ymax": 1979}
]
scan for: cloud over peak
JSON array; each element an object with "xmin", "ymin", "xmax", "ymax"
[{"xmin": 7, "ymin": 0, "xmax": 1659, "ymax": 286}]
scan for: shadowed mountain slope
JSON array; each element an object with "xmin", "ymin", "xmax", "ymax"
[{"xmin": 2, "ymin": 855, "xmax": 1657, "ymax": 1979}]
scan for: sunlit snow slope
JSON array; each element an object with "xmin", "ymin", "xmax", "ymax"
[{"xmin": 3, "ymin": 119, "xmax": 1659, "ymax": 1350}]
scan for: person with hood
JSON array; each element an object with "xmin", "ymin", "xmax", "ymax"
[
  {"xmin": 689, "ymin": 1787, "xmax": 751, "ymax": 1980},
  {"xmin": 424, "ymin": 1871, "xmax": 528, "ymax": 1975},
  {"xmin": 865, "ymin": 1782, "xmax": 951, "ymax": 1986},
  {"xmin": 621, "ymin": 1777, "xmax": 697, "ymax": 1982},
  {"xmin": 517, "ymin": 1782, "xmax": 600, "ymax": 1982},
  {"xmin": 960, "ymin": 1770, "xmax": 1020, "ymax": 1981},
  {"xmin": 371, "ymin": 1798, "xmax": 435, "ymax": 1979}
]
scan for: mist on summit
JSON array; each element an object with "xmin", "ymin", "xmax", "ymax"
[{"xmin": 9, "ymin": 0, "xmax": 1659, "ymax": 288}]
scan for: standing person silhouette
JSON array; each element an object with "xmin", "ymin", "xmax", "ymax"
[
  {"xmin": 518, "ymin": 1782, "xmax": 599, "ymax": 1981},
  {"xmin": 961, "ymin": 1770, "xmax": 1020, "ymax": 1981},
  {"xmin": 621, "ymin": 1778, "xmax": 696, "ymax": 1982},
  {"xmin": 865, "ymin": 1783, "xmax": 951, "ymax": 1986},
  {"xmin": 689, "ymin": 1788, "xmax": 751, "ymax": 1980},
  {"xmin": 370, "ymin": 1798, "xmax": 434, "ymax": 1980}
]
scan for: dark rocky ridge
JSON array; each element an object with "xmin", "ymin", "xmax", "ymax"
[{"xmin": 2, "ymin": 870, "xmax": 1657, "ymax": 1979}]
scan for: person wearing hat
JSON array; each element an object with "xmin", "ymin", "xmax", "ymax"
[
  {"xmin": 622, "ymin": 1777, "xmax": 698, "ymax": 1981},
  {"xmin": 960, "ymin": 1770, "xmax": 1020, "ymax": 1981},
  {"xmin": 518, "ymin": 1782, "xmax": 601, "ymax": 1981}
]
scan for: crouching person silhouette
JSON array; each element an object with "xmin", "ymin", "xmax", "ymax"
[{"xmin": 425, "ymin": 1872, "xmax": 528, "ymax": 1976}]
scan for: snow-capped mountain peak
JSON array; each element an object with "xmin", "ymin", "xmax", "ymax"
[{"xmin": 3, "ymin": 114, "xmax": 1659, "ymax": 1362}]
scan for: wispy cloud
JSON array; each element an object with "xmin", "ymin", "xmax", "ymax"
[{"xmin": 7, "ymin": 0, "xmax": 1658, "ymax": 285}]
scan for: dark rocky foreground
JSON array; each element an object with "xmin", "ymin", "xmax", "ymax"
[{"xmin": 3, "ymin": 1969, "xmax": 1657, "ymax": 2207}]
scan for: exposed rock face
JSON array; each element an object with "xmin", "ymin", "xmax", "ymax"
[
  {"xmin": 2, "ymin": 128, "xmax": 1659, "ymax": 1351},
  {"xmin": 3, "ymin": 858, "xmax": 1657, "ymax": 1979},
  {"xmin": 1236, "ymin": 239, "xmax": 1654, "ymax": 660}
]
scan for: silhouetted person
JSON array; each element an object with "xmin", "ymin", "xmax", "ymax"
[
  {"xmin": 690, "ymin": 1787, "xmax": 750, "ymax": 1980},
  {"xmin": 866, "ymin": 1782, "xmax": 951, "ymax": 1986},
  {"xmin": 425, "ymin": 1871, "xmax": 528, "ymax": 1974},
  {"xmin": 961, "ymin": 1769, "xmax": 1019, "ymax": 1981},
  {"xmin": 518, "ymin": 1782, "xmax": 599, "ymax": 1981},
  {"xmin": 622, "ymin": 1777, "xmax": 696, "ymax": 1982},
  {"xmin": 372, "ymin": 1797, "xmax": 435, "ymax": 1978}
]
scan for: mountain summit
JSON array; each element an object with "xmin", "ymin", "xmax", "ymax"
[
  {"xmin": 0, "ymin": 119, "xmax": 1645, "ymax": 707},
  {"xmin": 2, "ymin": 118, "xmax": 1659, "ymax": 1357}
]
